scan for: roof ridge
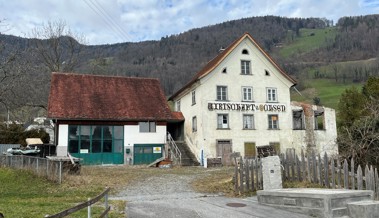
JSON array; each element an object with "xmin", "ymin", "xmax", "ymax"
[{"xmin": 52, "ymin": 72, "xmax": 159, "ymax": 81}]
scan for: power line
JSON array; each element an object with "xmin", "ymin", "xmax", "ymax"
[
  {"xmin": 83, "ymin": 0, "xmax": 132, "ymax": 43},
  {"xmin": 90, "ymin": 0, "xmax": 132, "ymax": 41}
]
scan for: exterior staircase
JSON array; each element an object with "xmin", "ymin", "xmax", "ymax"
[{"xmin": 175, "ymin": 141, "xmax": 200, "ymax": 166}]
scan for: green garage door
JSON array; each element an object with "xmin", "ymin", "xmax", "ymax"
[
  {"xmin": 68, "ymin": 125, "xmax": 124, "ymax": 165},
  {"xmin": 134, "ymin": 144, "xmax": 163, "ymax": 165}
]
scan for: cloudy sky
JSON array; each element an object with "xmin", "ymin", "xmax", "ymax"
[{"xmin": 1, "ymin": 0, "xmax": 378, "ymax": 45}]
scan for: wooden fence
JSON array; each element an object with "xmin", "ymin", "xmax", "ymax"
[
  {"xmin": 44, "ymin": 187, "xmax": 111, "ymax": 218},
  {"xmin": 0, "ymin": 155, "xmax": 64, "ymax": 183},
  {"xmin": 234, "ymin": 149, "xmax": 379, "ymax": 199}
]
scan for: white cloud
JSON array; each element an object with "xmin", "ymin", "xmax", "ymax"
[{"xmin": 0, "ymin": 0, "xmax": 376, "ymax": 45}]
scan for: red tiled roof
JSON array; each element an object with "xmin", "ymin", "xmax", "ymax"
[
  {"xmin": 48, "ymin": 73, "xmax": 173, "ymax": 121},
  {"xmin": 169, "ymin": 32, "xmax": 297, "ymax": 100},
  {"xmin": 170, "ymin": 111, "xmax": 185, "ymax": 121}
]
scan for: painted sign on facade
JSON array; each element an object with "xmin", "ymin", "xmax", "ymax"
[{"xmin": 207, "ymin": 101, "xmax": 286, "ymax": 112}]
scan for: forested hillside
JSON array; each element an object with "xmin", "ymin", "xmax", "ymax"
[{"xmin": 0, "ymin": 15, "xmax": 379, "ymax": 122}]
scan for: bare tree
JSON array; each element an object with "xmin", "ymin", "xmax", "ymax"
[
  {"xmin": 0, "ymin": 19, "xmax": 28, "ymax": 122},
  {"xmin": 30, "ymin": 20, "xmax": 86, "ymax": 72},
  {"xmin": 338, "ymin": 98, "xmax": 379, "ymax": 166}
]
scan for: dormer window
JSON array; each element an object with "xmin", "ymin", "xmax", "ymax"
[{"xmin": 242, "ymin": 49, "xmax": 249, "ymax": 55}]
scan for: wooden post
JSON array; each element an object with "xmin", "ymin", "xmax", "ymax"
[
  {"xmin": 351, "ymin": 158, "xmax": 355, "ymax": 190},
  {"xmin": 88, "ymin": 198, "xmax": 91, "ymax": 218},
  {"xmin": 240, "ymin": 157, "xmax": 244, "ymax": 193},
  {"xmin": 251, "ymin": 159, "xmax": 255, "ymax": 191},
  {"xmin": 357, "ymin": 165, "xmax": 363, "ymax": 190},
  {"xmin": 375, "ymin": 168, "xmax": 379, "ymax": 200},
  {"xmin": 255, "ymin": 158, "xmax": 260, "ymax": 190},
  {"xmin": 318, "ymin": 154, "xmax": 322, "ymax": 186},
  {"xmin": 301, "ymin": 150, "xmax": 306, "ymax": 182},
  {"xmin": 337, "ymin": 160, "xmax": 342, "ymax": 189},
  {"xmin": 234, "ymin": 157, "xmax": 238, "ymax": 193},
  {"xmin": 296, "ymin": 155, "xmax": 301, "ymax": 181},
  {"xmin": 331, "ymin": 159, "xmax": 335, "ymax": 189},
  {"xmin": 324, "ymin": 153, "xmax": 329, "ymax": 188},
  {"xmin": 312, "ymin": 151, "xmax": 317, "ymax": 183},
  {"xmin": 59, "ymin": 161, "xmax": 62, "ymax": 184},
  {"xmin": 245, "ymin": 159, "xmax": 250, "ymax": 191},
  {"xmin": 365, "ymin": 165, "xmax": 370, "ymax": 191},
  {"xmin": 344, "ymin": 159, "xmax": 349, "ymax": 189},
  {"xmin": 291, "ymin": 151, "xmax": 295, "ymax": 181},
  {"xmin": 104, "ymin": 187, "xmax": 109, "ymax": 218}
]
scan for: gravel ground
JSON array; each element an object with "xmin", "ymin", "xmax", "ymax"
[{"xmin": 110, "ymin": 167, "xmax": 215, "ymax": 202}]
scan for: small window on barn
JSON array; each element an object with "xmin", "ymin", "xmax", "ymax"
[
  {"xmin": 222, "ymin": 67, "xmax": 227, "ymax": 74},
  {"xmin": 139, "ymin": 121, "xmax": 156, "ymax": 132},
  {"xmin": 265, "ymin": 70, "xmax": 270, "ymax": 76},
  {"xmin": 314, "ymin": 109, "xmax": 325, "ymax": 130},
  {"xmin": 293, "ymin": 110, "xmax": 305, "ymax": 130},
  {"xmin": 242, "ymin": 49, "xmax": 249, "ymax": 55}
]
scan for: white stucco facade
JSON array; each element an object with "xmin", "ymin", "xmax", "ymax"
[
  {"xmin": 56, "ymin": 123, "xmax": 167, "ymax": 165},
  {"xmin": 171, "ymin": 35, "xmax": 338, "ymax": 163}
]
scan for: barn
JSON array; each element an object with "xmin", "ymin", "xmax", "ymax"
[{"xmin": 48, "ymin": 73, "xmax": 182, "ymax": 165}]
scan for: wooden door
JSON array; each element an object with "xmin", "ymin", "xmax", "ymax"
[{"xmin": 216, "ymin": 140, "xmax": 232, "ymax": 166}]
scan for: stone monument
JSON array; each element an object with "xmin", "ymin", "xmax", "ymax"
[{"xmin": 261, "ymin": 155, "xmax": 282, "ymax": 190}]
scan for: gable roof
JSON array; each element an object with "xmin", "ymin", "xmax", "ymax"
[
  {"xmin": 169, "ymin": 32, "xmax": 297, "ymax": 100},
  {"xmin": 48, "ymin": 73, "xmax": 174, "ymax": 121}
]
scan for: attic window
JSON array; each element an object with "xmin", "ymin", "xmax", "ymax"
[
  {"xmin": 222, "ymin": 67, "xmax": 227, "ymax": 73},
  {"xmin": 265, "ymin": 70, "xmax": 270, "ymax": 76},
  {"xmin": 242, "ymin": 49, "xmax": 249, "ymax": 55}
]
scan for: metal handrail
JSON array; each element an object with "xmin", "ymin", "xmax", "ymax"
[{"xmin": 167, "ymin": 132, "xmax": 181, "ymax": 166}]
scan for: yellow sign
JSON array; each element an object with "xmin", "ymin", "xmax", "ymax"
[{"xmin": 153, "ymin": 147, "xmax": 162, "ymax": 153}]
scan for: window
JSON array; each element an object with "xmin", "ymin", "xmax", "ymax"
[
  {"xmin": 293, "ymin": 110, "xmax": 305, "ymax": 130},
  {"xmin": 176, "ymin": 100, "xmax": 181, "ymax": 111},
  {"xmin": 244, "ymin": 142, "xmax": 256, "ymax": 158},
  {"xmin": 217, "ymin": 86, "xmax": 228, "ymax": 101},
  {"xmin": 67, "ymin": 125, "xmax": 124, "ymax": 154},
  {"xmin": 192, "ymin": 90, "xmax": 196, "ymax": 105},
  {"xmin": 269, "ymin": 142, "xmax": 280, "ymax": 154},
  {"xmin": 314, "ymin": 109, "xmax": 325, "ymax": 130},
  {"xmin": 243, "ymin": 114, "xmax": 254, "ymax": 129},
  {"xmin": 192, "ymin": 116, "xmax": 197, "ymax": 132},
  {"xmin": 268, "ymin": 114, "xmax": 279, "ymax": 129},
  {"xmin": 241, "ymin": 60, "xmax": 251, "ymax": 75},
  {"xmin": 242, "ymin": 87, "xmax": 253, "ymax": 101},
  {"xmin": 217, "ymin": 114, "xmax": 229, "ymax": 129},
  {"xmin": 242, "ymin": 49, "xmax": 249, "ymax": 55},
  {"xmin": 267, "ymin": 88, "xmax": 277, "ymax": 102},
  {"xmin": 139, "ymin": 121, "xmax": 156, "ymax": 132}
]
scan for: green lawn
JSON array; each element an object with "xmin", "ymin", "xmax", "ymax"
[
  {"xmin": 280, "ymin": 27, "xmax": 337, "ymax": 58},
  {"xmin": 291, "ymin": 79, "xmax": 362, "ymax": 110},
  {"xmin": 0, "ymin": 168, "xmax": 124, "ymax": 218}
]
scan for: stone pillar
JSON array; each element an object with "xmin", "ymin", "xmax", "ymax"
[{"xmin": 261, "ymin": 156, "xmax": 282, "ymax": 190}]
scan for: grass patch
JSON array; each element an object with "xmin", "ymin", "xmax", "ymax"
[
  {"xmin": 0, "ymin": 166, "xmax": 237, "ymax": 217},
  {"xmin": 191, "ymin": 167, "xmax": 236, "ymax": 197},
  {"xmin": 283, "ymin": 180, "xmax": 325, "ymax": 189},
  {"xmin": 280, "ymin": 28, "xmax": 337, "ymax": 58},
  {"xmin": 292, "ymin": 79, "xmax": 362, "ymax": 110}
]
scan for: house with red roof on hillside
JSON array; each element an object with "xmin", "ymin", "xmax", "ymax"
[{"xmin": 169, "ymin": 32, "xmax": 338, "ymax": 166}]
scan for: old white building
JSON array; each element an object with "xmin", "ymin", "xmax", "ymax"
[{"xmin": 169, "ymin": 33, "xmax": 337, "ymax": 165}]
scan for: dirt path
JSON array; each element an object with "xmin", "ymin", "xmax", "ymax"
[{"xmin": 111, "ymin": 167, "xmax": 215, "ymax": 202}]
